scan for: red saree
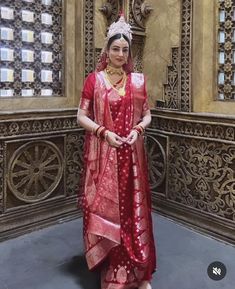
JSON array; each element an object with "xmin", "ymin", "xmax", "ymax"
[{"xmin": 79, "ymin": 71, "xmax": 156, "ymax": 289}]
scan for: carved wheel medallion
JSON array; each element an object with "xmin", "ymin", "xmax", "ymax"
[
  {"xmin": 132, "ymin": 0, "xmax": 153, "ymax": 28},
  {"xmin": 132, "ymin": 0, "xmax": 145, "ymax": 28},
  {"xmin": 8, "ymin": 141, "xmax": 63, "ymax": 203},
  {"xmin": 145, "ymin": 135, "xmax": 166, "ymax": 189},
  {"xmin": 99, "ymin": 0, "xmax": 120, "ymax": 24}
]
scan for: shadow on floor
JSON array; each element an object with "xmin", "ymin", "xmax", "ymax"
[{"xmin": 60, "ymin": 255, "xmax": 100, "ymax": 289}]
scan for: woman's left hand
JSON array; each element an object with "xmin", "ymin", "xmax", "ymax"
[{"xmin": 125, "ymin": 130, "xmax": 139, "ymax": 145}]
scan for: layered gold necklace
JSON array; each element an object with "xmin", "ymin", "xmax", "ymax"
[
  {"xmin": 106, "ymin": 65, "xmax": 124, "ymax": 76},
  {"xmin": 104, "ymin": 68, "xmax": 127, "ymax": 96}
]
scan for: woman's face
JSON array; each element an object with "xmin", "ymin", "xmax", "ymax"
[{"xmin": 107, "ymin": 38, "xmax": 129, "ymax": 68}]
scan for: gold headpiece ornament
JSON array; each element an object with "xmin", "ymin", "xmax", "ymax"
[{"xmin": 107, "ymin": 12, "xmax": 132, "ymax": 42}]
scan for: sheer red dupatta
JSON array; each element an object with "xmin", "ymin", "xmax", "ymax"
[
  {"xmin": 81, "ymin": 72, "xmax": 122, "ymax": 269},
  {"xmin": 129, "ymin": 73, "xmax": 156, "ymax": 272}
]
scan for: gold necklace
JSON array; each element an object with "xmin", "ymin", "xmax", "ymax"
[
  {"xmin": 106, "ymin": 65, "xmax": 124, "ymax": 76},
  {"xmin": 104, "ymin": 70, "xmax": 127, "ymax": 96}
]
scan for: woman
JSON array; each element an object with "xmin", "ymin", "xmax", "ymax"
[{"xmin": 77, "ymin": 14, "xmax": 156, "ymax": 289}]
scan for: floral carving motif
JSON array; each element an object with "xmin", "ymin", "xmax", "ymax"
[
  {"xmin": 0, "ymin": 117, "xmax": 77, "ymax": 138},
  {"xmin": 66, "ymin": 133, "xmax": 85, "ymax": 196},
  {"xmin": 169, "ymin": 138, "xmax": 235, "ymax": 220},
  {"xmin": 151, "ymin": 115, "xmax": 235, "ymax": 142},
  {"xmin": 162, "ymin": 47, "xmax": 180, "ymax": 110}
]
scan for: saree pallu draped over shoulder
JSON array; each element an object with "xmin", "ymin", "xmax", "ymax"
[{"xmin": 80, "ymin": 71, "xmax": 156, "ymax": 289}]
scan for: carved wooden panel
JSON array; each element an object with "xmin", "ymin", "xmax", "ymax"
[
  {"xmin": 95, "ymin": 48, "xmax": 102, "ymax": 68},
  {"xmin": 163, "ymin": 47, "xmax": 180, "ymax": 110},
  {"xmin": 66, "ymin": 133, "xmax": 85, "ymax": 197},
  {"xmin": 84, "ymin": 0, "xmax": 95, "ymax": 77},
  {"xmin": 151, "ymin": 111, "xmax": 235, "ymax": 244},
  {"xmin": 157, "ymin": 0, "xmax": 192, "ymax": 112},
  {"xmin": 151, "ymin": 115, "xmax": 235, "ymax": 142},
  {"xmin": 145, "ymin": 133, "xmax": 168, "ymax": 195},
  {"xmin": 169, "ymin": 138, "xmax": 235, "ymax": 221},
  {"xmin": 180, "ymin": 0, "xmax": 192, "ymax": 111},
  {"xmin": 132, "ymin": 39, "xmax": 144, "ymax": 72},
  {"xmin": 0, "ymin": 113, "xmax": 84, "ymax": 240},
  {"xmin": 6, "ymin": 137, "xmax": 64, "ymax": 209},
  {"xmin": 0, "ymin": 117, "xmax": 77, "ymax": 137}
]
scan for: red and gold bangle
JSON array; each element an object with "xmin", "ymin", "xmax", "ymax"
[
  {"xmin": 132, "ymin": 125, "xmax": 145, "ymax": 136},
  {"xmin": 93, "ymin": 125, "xmax": 109, "ymax": 140},
  {"xmin": 94, "ymin": 125, "xmax": 101, "ymax": 137},
  {"xmin": 132, "ymin": 128, "xmax": 140, "ymax": 136},
  {"xmin": 99, "ymin": 127, "xmax": 107, "ymax": 139},
  {"xmin": 138, "ymin": 124, "xmax": 145, "ymax": 133},
  {"xmin": 96, "ymin": 126, "xmax": 104, "ymax": 138}
]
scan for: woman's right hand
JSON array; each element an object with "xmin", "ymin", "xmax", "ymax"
[{"xmin": 106, "ymin": 131, "xmax": 125, "ymax": 148}]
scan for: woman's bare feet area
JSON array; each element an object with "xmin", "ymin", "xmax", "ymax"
[{"xmin": 139, "ymin": 281, "xmax": 152, "ymax": 289}]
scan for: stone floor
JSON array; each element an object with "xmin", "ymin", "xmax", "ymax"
[{"xmin": 0, "ymin": 213, "xmax": 234, "ymax": 289}]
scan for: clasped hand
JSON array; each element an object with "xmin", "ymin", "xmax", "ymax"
[{"xmin": 106, "ymin": 130, "xmax": 139, "ymax": 147}]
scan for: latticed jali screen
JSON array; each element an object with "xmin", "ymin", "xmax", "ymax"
[
  {"xmin": 218, "ymin": 0, "xmax": 235, "ymax": 100},
  {"xmin": 0, "ymin": 0, "xmax": 63, "ymax": 98}
]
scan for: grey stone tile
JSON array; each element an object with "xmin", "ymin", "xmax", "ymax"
[
  {"xmin": 0, "ymin": 219, "xmax": 83, "ymax": 285},
  {"xmin": 0, "ymin": 214, "xmax": 234, "ymax": 289},
  {"xmin": 152, "ymin": 216, "xmax": 235, "ymax": 289}
]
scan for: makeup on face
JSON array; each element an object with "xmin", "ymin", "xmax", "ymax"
[{"xmin": 108, "ymin": 39, "xmax": 129, "ymax": 68}]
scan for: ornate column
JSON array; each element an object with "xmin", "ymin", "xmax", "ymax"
[{"xmin": 128, "ymin": 0, "xmax": 153, "ymax": 72}]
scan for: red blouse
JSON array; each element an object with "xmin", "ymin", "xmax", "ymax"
[{"xmin": 79, "ymin": 72, "xmax": 150, "ymax": 114}]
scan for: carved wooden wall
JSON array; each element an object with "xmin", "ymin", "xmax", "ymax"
[
  {"xmin": 148, "ymin": 111, "xmax": 235, "ymax": 244},
  {"xmin": 0, "ymin": 112, "xmax": 84, "ymax": 240}
]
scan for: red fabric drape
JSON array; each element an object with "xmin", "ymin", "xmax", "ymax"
[{"xmin": 79, "ymin": 71, "xmax": 156, "ymax": 289}]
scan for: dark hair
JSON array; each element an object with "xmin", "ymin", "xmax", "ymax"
[{"xmin": 107, "ymin": 33, "xmax": 130, "ymax": 50}]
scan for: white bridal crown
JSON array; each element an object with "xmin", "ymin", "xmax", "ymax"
[{"xmin": 107, "ymin": 13, "xmax": 132, "ymax": 42}]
